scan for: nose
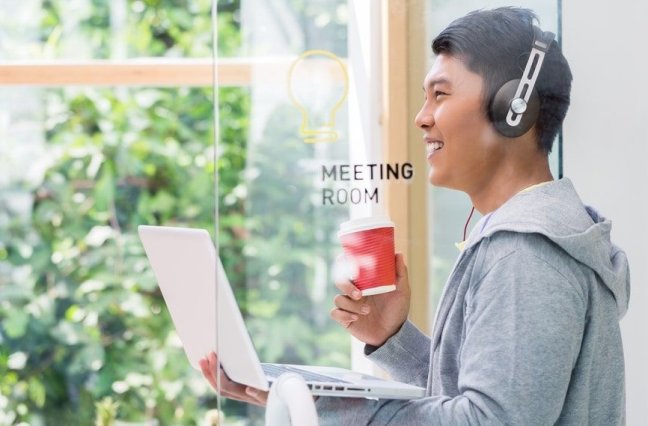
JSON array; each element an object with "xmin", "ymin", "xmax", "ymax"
[{"xmin": 415, "ymin": 101, "xmax": 434, "ymax": 130}]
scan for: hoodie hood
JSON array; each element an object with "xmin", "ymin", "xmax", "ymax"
[{"xmin": 466, "ymin": 178, "xmax": 630, "ymax": 318}]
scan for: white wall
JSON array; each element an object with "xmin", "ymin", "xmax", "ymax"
[{"xmin": 562, "ymin": 2, "xmax": 648, "ymax": 424}]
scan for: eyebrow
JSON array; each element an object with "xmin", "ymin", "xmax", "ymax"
[{"xmin": 423, "ymin": 77, "xmax": 451, "ymax": 91}]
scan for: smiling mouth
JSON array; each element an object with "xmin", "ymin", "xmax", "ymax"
[{"xmin": 426, "ymin": 141, "xmax": 444, "ymax": 157}]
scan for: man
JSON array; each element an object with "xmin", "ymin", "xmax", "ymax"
[{"xmin": 201, "ymin": 7, "xmax": 630, "ymax": 425}]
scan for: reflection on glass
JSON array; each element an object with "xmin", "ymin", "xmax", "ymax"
[{"xmin": 215, "ymin": 0, "xmax": 351, "ymax": 423}]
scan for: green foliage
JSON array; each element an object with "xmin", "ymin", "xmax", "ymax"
[
  {"xmin": 1, "ymin": 0, "xmax": 351, "ymax": 424},
  {"xmin": 1, "ymin": 84, "xmax": 223, "ymax": 424},
  {"xmin": 40, "ymin": 0, "xmax": 222, "ymax": 59},
  {"xmin": 95, "ymin": 397, "xmax": 119, "ymax": 426}
]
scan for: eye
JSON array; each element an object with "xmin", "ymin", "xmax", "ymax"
[{"xmin": 434, "ymin": 90, "xmax": 447, "ymax": 100}]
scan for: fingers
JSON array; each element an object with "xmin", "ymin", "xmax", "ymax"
[
  {"xmin": 207, "ymin": 353, "xmax": 245, "ymax": 396},
  {"xmin": 333, "ymin": 294, "xmax": 370, "ymax": 316},
  {"xmin": 334, "ymin": 280, "xmax": 362, "ymax": 300},
  {"xmin": 394, "ymin": 252, "xmax": 410, "ymax": 296},
  {"xmin": 395, "ymin": 252, "xmax": 408, "ymax": 278},
  {"xmin": 199, "ymin": 352, "xmax": 268, "ymax": 406},
  {"xmin": 330, "ymin": 306, "xmax": 359, "ymax": 328},
  {"xmin": 244, "ymin": 386, "xmax": 269, "ymax": 405},
  {"xmin": 330, "ymin": 291, "xmax": 371, "ymax": 327},
  {"xmin": 200, "ymin": 352, "xmax": 228, "ymax": 393},
  {"xmin": 199, "ymin": 356, "xmax": 217, "ymax": 390},
  {"xmin": 334, "ymin": 255, "xmax": 362, "ymax": 300},
  {"xmin": 330, "ymin": 254, "xmax": 368, "ymax": 328},
  {"xmin": 335, "ymin": 254, "xmax": 408, "ymax": 299}
]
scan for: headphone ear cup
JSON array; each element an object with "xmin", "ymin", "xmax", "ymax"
[{"xmin": 489, "ymin": 79, "xmax": 541, "ymax": 138}]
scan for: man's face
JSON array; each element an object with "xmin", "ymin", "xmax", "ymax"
[{"xmin": 415, "ymin": 54, "xmax": 504, "ymax": 193}]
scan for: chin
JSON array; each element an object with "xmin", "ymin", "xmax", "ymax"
[
  {"xmin": 429, "ymin": 171, "xmax": 460, "ymax": 191},
  {"xmin": 428, "ymin": 171, "xmax": 447, "ymax": 188}
]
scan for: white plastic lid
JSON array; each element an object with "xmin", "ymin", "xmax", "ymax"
[{"xmin": 338, "ymin": 216, "xmax": 394, "ymax": 236}]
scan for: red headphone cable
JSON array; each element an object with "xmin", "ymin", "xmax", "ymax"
[{"xmin": 463, "ymin": 206, "xmax": 475, "ymax": 242}]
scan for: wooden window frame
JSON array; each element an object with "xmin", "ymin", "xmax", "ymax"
[{"xmin": 382, "ymin": 0, "xmax": 430, "ymax": 333}]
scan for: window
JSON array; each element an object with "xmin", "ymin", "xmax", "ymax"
[
  {"xmin": 1, "ymin": 1, "xmax": 219, "ymax": 424},
  {"xmin": 1, "ymin": 0, "xmax": 439, "ymax": 424}
]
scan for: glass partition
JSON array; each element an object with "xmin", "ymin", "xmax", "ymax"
[
  {"xmin": 213, "ymin": 0, "xmax": 435, "ymax": 423},
  {"xmin": 0, "ymin": 1, "xmax": 216, "ymax": 424},
  {"xmin": 215, "ymin": 0, "xmax": 354, "ymax": 422}
]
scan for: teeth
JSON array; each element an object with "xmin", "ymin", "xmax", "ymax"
[{"xmin": 427, "ymin": 141, "xmax": 444, "ymax": 156}]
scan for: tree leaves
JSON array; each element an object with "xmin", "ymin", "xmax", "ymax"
[
  {"xmin": 1, "ymin": 0, "xmax": 352, "ymax": 424},
  {"xmin": 2, "ymin": 311, "xmax": 29, "ymax": 339}
]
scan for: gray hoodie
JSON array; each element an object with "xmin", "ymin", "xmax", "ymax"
[{"xmin": 316, "ymin": 178, "xmax": 630, "ymax": 425}]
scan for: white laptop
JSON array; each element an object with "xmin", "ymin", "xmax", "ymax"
[{"xmin": 137, "ymin": 225, "xmax": 425, "ymax": 399}]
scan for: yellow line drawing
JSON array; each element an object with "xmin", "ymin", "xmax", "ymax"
[{"xmin": 287, "ymin": 49, "xmax": 349, "ymax": 143}]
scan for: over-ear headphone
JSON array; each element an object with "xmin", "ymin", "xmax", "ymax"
[{"xmin": 489, "ymin": 26, "xmax": 556, "ymax": 138}]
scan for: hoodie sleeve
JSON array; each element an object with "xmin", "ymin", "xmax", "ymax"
[
  {"xmin": 364, "ymin": 320, "xmax": 431, "ymax": 387},
  {"xmin": 316, "ymin": 245, "xmax": 586, "ymax": 425}
]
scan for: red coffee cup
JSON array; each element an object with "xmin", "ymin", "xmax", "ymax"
[{"xmin": 337, "ymin": 217, "xmax": 396, "ymax": 296}]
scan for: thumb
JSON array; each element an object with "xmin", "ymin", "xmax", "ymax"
[
  {"xmin": 395, "ymin": 252, "xmax": 407, "ymax": 275},
  {"xmin": 395, "ymin": 252, "xmax": 409, "ymax": 289}
]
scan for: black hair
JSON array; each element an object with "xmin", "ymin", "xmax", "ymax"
[{"xmin": 432, "ymin": 7, "xmax": 572, "ymax": 153}]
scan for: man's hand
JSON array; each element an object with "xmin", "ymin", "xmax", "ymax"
[
  {"xmin": 330, "ymin": 253, "xmax": 411, "ymax": 347},
  {"xmin": 199, "ymin": 352, "xmax": 268, "ymax": 407}
]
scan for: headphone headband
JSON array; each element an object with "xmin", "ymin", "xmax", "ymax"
[{"xmin": 505, "ymin": 27, "xmax": 555, "ymax": 127}]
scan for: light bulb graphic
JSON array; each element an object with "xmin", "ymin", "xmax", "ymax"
[{"xmin": 287, "ymin": 49, "xmax": 349, "ymax": 143}]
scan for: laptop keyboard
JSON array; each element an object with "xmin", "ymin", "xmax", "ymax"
[{"xmin": 261, "ymin": 363, "xmax": 351, "ymax": 384}]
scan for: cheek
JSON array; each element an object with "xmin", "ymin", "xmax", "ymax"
[
  {"xmin": 459, "ymin": 102, "xmax": 488, "ymax": 130},
  {"xmin": 450, "ymin": 104, "xmax": 493, "ymax": 143}
]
